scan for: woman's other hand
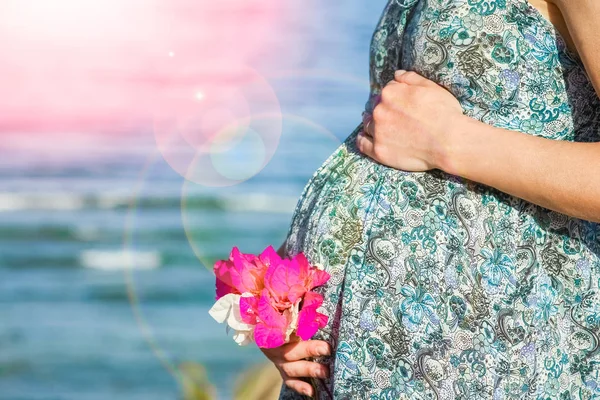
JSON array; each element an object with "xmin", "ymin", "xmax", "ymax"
[
  {"xmin": 357, "ymin": 70, "xmax": 466, "ymax": 173},
  {"xmin": 269, "ymin": 244, "xmax": 330, "ymax": 396},
  {"xmin": 260, "ymin": 339, "xmax": 331, "ymax": 397}
]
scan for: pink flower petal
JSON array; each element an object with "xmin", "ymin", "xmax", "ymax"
[
  {"xmin": 215, "ymin": 278, "xmax": 237, "ymax": 300},
  {"xmin": 296, "ymin": 307, "xmax": 329, "ymax": 341},
  {"xmin": 291, "ymin": 252, "xmax": 330, "ymax": 291},
  {"xmin": 287, "ymin": 284, "xmax": 307, "ymax": 304},
  {"xmin": 254, "ymin": 323, "xmax": 286, "ymax": 348},
  {"xmin": 226, "ymin": 247, "xmax": 265, "ymax": 295},
  {"xmin": 259, "ymin": 245, "xmax": 282, "ymax": 268},
  {"xmin": 264, "ymin": 258, "xmax": 302, "ymax": 303},
  {"xmin": 239, "ymin": 294, "xmax": 259, "ymax": 325},
  {"xmin": 214, "ymin": 259, "xmax": 239, "ymax": 300},
  {"xmin": 296, "ymin": 291, "xmax": 328, "ymax": 340},
  {"xmin": 293, "ymin": 253, "xmax": 311, "ymax": 274},
  {"xmin": 302, "ymin": 291, "xmax": 324, "ymax": 309},
  {"xmin": 254, "ymin": 289, "xmax": 288, "ymax": 348},
  {"xmin": 308, "ymin": 269, "xmax": 330, "ymax": 289},
  {"xmin": 229, "ymin": 248, "xmax": 254, "ymax": 290}
]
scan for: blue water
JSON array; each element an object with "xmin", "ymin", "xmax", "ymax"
[{"xmin": 0, "ymin": 1, "xmax": 388, "ymax": 399}]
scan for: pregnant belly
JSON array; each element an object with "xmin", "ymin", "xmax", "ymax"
[
  {"xmin": 283, "ymin": 123, "xmax": 597, "ymax": 334},
  {"xmin": 281, "ymin": 123, "xmax": 600, "ymax": 400},
  {"xmin": 285, "ymin": 123, "xmax": 525, "ymax": 274}
]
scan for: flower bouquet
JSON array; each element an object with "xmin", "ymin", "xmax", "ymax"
[{"xmin": 208, "ymin": 245, "xmax": 330, "ymax": 349}]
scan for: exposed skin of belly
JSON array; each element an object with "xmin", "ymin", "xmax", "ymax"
[{"xmin": 528, "ymin": 0, "xmax": 578, "ymax": 55}]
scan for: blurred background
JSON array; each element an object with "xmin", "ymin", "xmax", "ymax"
[{"xmin": 0, "ymin": 0, "xmax": 387, "ymax": 399}]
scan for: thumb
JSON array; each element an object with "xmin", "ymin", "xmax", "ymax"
[{"xmin": 394, "ymin": 70, "xmax": 434, "ymax": 88}]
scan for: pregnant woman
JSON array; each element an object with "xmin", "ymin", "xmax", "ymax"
[{"xmin": 262, "ymin": 0, "xmax": 600, "ymax": 398}]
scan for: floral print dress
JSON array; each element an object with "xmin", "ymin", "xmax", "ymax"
[{"xmin": 279, "ymin": 0, "xmax": 600, "ymax": 399}]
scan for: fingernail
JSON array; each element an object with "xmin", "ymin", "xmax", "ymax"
[
  {"xmin": 395, "ymin": 69, "xmax": 407, "ymax": 78},
  {"xmin": 318, "ymin": 346, "xmax": 330, "ymax": 356}
]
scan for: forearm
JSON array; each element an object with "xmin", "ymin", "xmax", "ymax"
[{"xmin": 441, "ymin": 116, "xmax": 600, "ymax": 223}]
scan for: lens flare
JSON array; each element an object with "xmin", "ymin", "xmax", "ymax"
[
  {"xmin": 122, "ymin": 150, "xmax": 183, "ymax": 384},
  {"xmin": 208, "ymin": 123, "xmax": 267, "ymax": 181},
  {"xmin": 121, "ymin": 69, "xmax": 366, "ymax": 392},
  {"xmin": 181, "ymin": 114, "xmax": 343, "ymax": 271},
  {"xmin": 153, "ymin": 66, "xmax": 282, "ymax": 187},
  {"xmin": 0, "ymin": 0, "xmax": 283, "ymax": 133}
]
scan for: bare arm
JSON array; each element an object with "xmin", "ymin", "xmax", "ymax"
[
  {"xmin": 442, "ymin": 116, "xmax": 600, "ymax": 223},
  {"xmin": 357, "ymin": 71, "xmax": 600, "ymax": 223},
  {"xmin": 442, "ymin": 0, "xmax": 600, "ymax": 226}
]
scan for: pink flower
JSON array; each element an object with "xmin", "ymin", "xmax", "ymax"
[
  {"xmin": 296, "ymin": 291, "xmax": 328, "ymax": 340},
  {"xmin": 214, "ymin": 247, "xmax": 271, "ymax": 299},
  {"xmin": 210, "ymin": 246, "xmax": 330, "ymax": 348},
  {"xmin": 263, "ymin": 252, "xmax": 330, "ymax": 309},
  {"xmin": 218, "ymin": 246, "xmax": 285, "ymax": 324},
  {"xmin": 253, "ymin": 289, "xmax": 289, "ymax": 348}
]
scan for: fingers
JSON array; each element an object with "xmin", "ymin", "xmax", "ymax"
[
  {"xmin": 284, "ymin": 379, "xmax": 314, "ymax": 397},
  {"xmin": 278, "ymin": 340, "xmax": 330, "ymax": 362},
  {"xmin": 280, "ymin": 360, "xmax": 329, "ymax": 380},
  {"xmin": 261, "ymin": 340, "xmax": 329, "ymax": 363},
  {"xmin": 356, "ymin": 131, "xmax": 375, "ymax": 157},
  {"xmin": 394, "ymin": 69, "xmax": 435, "ymax": 87},
  {"xmin": 281, "ymin": 361, "xmax": 329, "ymax": 397},
  {"xmin": 260, "ymin": 340, "xmax": 332, "ymax": 398}
]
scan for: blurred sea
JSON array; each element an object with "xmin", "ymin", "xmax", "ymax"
[{"xmin": 0, "ymin": 1, "xmax": 387, "ymax": 399}]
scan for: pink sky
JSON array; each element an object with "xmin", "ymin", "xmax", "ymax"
[{"xmin": 0, "ymin": 0, "xmax": 283, "ymax": 136}]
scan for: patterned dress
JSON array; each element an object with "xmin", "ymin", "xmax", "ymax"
[{"xmin": 280, "ymin": 0, "xmax": 600, "ymax": 399}]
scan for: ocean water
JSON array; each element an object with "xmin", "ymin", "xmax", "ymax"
[{"xmin": 0, "ymin": 1, "xmax": 388, "ymax": 399}]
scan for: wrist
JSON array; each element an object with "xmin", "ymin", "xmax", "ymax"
[{"xmin": 433, "ymin": 114, "xmax": 474, "ymax": 176}]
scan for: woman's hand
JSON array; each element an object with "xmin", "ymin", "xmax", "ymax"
[
  {"xmin": 357, "ymin": 73, "xmax": 600, "ymax": 223},
  {"xmin": 269, "ymin": 243, "xmax": 331, "ymax": 396},
  {"xmin": 356, "ymin": 70, "xmax": 466, "ymax": 172},
  {"xmin": 260, "ymin": 339, "xmax": 331, "ymax": 397}
]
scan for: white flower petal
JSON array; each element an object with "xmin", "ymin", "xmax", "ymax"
[
  {"xmin": 210, "ymin": 292, "xmax": 256, "ymax": 345},
  {"xmin": 227, "ymin": 302, "xmax": 255, "ymax": 331},
  {"xmin": 208, "ymin": 293, "xmax": 239, "ymax": 324},
  {"xmin": 233, "ymin": 329, "xmax": 254, "ymax": 346}
]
